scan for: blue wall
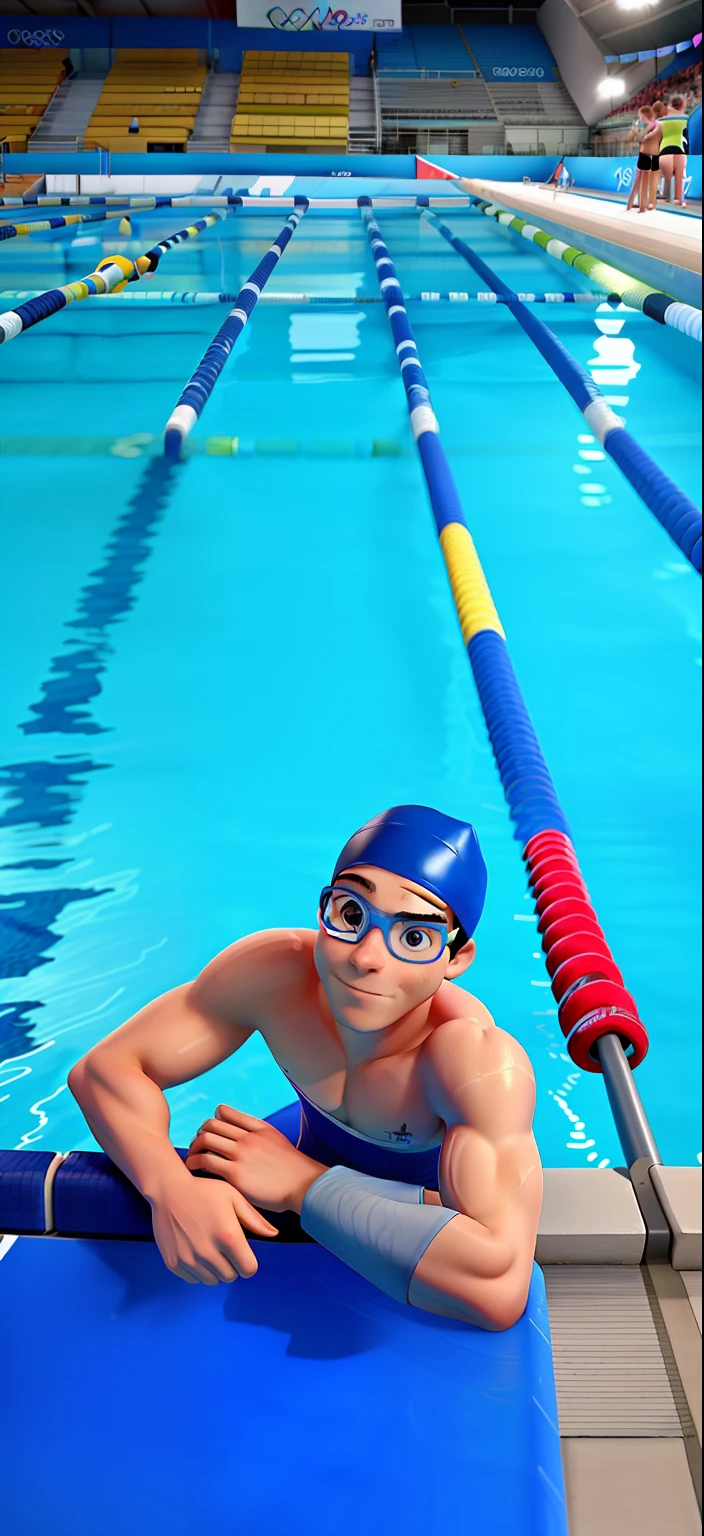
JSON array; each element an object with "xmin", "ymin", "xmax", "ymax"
[
  {"xmin": 1, "ymin": 150, "xmax": 701, "ymax": 198},
  {"xmin": 462, "ymin": 24, "xmax": 557, "ymax": 80},
  {"xmin": 564, "ymin": 152, "xmax": 702, "ymax": 200},
  {"xmin": 0, "ymin": 17, "xmax": 372, "ymax": 70},
  {"xmin": 2, "ymin": 151, "xmax": 558, "ymax": 179}
]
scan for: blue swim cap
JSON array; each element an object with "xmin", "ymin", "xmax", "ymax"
[{"xmin": 332, "ymin": 805, "xmax": 487, "ymax": 938}]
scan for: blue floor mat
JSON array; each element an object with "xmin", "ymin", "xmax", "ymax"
[{"xmin": 2, "ymin": 1230, "xmax": 566, "ymax": 1536}]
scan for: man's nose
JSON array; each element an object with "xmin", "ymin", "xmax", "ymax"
[{"xmin": 350, "ymin": 925, "xmax": 387, "ymax": 971}]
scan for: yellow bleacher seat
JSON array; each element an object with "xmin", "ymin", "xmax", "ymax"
[
  {"xmin": 85, "ymin": 49, "xmax": 206, "ymax": 152},
  {"xmin": 0, "ymin": 49, "xmax": 65, "ymax": 142},
  {"xmin": 230, "ymin": 50, "xmax": 350, "ymax": 152},
  {"xmin": 113, "ymin": 48, "xmax": 202, "ymax": 62}
]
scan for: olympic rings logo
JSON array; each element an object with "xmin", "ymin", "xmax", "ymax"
[
  {"xmin": 266, "ymin": 6, "xmax": 369, "ymax": 28},
  {"xmin": 492, "ymin": 65, "xmax": 545, "ymax": 78},
  {"xmin": 6, "ymin": 27, "xmax": 65, "ymax": 48}
]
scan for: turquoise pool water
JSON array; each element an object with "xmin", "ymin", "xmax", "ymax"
[{"xmin": 0, "ymin": 198, "xmax": 701, "ymax": 1170}]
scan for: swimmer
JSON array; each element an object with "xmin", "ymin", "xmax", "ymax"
[
  {"xmin": 626, "ymin": 104, "xmax": 663, "ymax": 212},
  {"xmin": 68, "ymin": 806, "xmax": 542, "ymax": 1331},
  {"xmin": 658, "ymin": 94, "xmax": 690, "ymax": 206}
]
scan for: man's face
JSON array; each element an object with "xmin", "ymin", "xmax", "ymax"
[{"xmin": 314, "ymin": 864, "xmax": 466, "ymax": 1034}]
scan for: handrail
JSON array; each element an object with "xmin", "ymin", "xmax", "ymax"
[
  {"xmin": 371, "ymin": 60, "xmax": 381, "ymax": 153},
  {"xmin": 27, "ymin": 73, "xmax": 64, "ymax": 149},
  {"xmin": 376, "ymin": 67, "xmax": 478, "ymax": 78}
]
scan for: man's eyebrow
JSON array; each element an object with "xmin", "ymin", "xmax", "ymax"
[
  {"xmin": 395, "ymin": 910, "xmax": 449, "ymax": 925},
  {"xmin": 336, "ymin": 871, "xmax": 375, "ymax": 892}
]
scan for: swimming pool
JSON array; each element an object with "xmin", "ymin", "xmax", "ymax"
[{"xmin": 0, "ymin": 191, "xmax": 701, "ymax": 1172}]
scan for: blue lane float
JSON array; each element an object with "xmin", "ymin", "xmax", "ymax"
[
  {"xmin": 357, "ymin": 195, "xmax": 651, "ymax": 1080},
  {"xmin": 423, "ymin": 208, "xmax": 703, "ymax": 574},
  {"xmin": 163, "ymin": 200, "xmax": 309, "ymax": 459},
  {"xmin": 0, "ymin": 206, "xmax": 137, "ymax": 243},
  {"xmin": 467, "ymin": 195, "xmax": 703, "ymax": 343},
  {"xmin": 0, "ymin": 210, "xmax": 229, "ymax": 346}
]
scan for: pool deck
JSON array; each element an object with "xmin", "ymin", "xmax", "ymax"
[
  {"xmin": 537, "ymin": 1166, "xmax": 702, "ymax": 1534},
  {"xmin": 460, "ymin": 178, "xmax": 703, "ymax": 276}
]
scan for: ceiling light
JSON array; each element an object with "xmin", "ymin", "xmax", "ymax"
[{"xmin": 598, "ymin": 77, "xmax": 626, "ymax": 93}]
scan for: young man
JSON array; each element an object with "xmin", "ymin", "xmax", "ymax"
[
  {"xmin": 626, "ymin": 103, "xmax": 663, "ymax": 212},
  {"xmin": 68, "ymin": 806, "xmax": 542, "ymax": 1331}
]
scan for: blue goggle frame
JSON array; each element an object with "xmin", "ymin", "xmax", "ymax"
[{"xmin": 319, "ymin": 884, "xmax": 455, "ymax": 965}]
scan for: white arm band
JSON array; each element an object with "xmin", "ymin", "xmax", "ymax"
[{"xmin": 300, "ymin": 1165, "xmax": 458, "ymax": 1305}]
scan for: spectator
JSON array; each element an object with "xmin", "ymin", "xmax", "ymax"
[
  {"xmin": 658, "ymin": 93, "xmax": 690, "ymax": 205},
  {"xmin": 625, "ymin": 103, "xmax": 662, "ymax": 211}
]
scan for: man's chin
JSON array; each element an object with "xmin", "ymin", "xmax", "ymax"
[{"xmin": 329, "ymin": 982, "xmax": 394, "ymax": 1032}]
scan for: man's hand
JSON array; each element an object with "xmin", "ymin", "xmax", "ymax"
[
  {"xmin": 149, "ymin": 1168, "xmax": 279, "ymax": 1286},
  {"xmin": 186, "ymin": 1105, "xmax": 327, "ymax": 1215}
]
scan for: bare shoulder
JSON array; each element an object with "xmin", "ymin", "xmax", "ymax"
[
  {"xmin": 190, "ymin": 928, "xmax": 316, "ymax": 1026},
  {"xmin": 423, "ymin": 985, "xmax": 536, "ymax": 1094}
]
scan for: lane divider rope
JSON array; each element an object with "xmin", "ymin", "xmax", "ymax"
[
  {"xmin": 0, "ymin": 287, "xmax": 608, "ymax": 308},
  {"xmin": 423, "ymin": 208, "xmax": 702, "ymax": 574},
  {"xmin": 0, "ymin": 210, "xmax": 228, "ymax": 346},
  {"xmin": 0, "ymin": 203, "xmax": 150, "ymax": 244},
  {"xmin": 467, "ymin": 194, "xmax": 703, "ymax": 343},
  {"xmin": 358, "ymin": 194, "xmax": 650, "ymax": 1078},
  {"xmin": 163, "ymin": 199, "xmax": 308, "ymax": 459},
  {"xmin": 0, "ymin": 193, "xmax": 472, "ymax": 212}
]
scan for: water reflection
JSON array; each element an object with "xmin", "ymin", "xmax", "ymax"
[{"xmin": 0, "ymin": 460, "xmax": 174, "ymax": 1061}]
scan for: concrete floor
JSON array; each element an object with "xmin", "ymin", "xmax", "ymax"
[{"xmin": 546, "ymin": 1264, "xmax": 702, "ymax": 1535}]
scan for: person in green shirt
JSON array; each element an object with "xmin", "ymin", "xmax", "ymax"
[{"xmin": 658, "ymin": 94, "xmax": 689, "ymax": 206}]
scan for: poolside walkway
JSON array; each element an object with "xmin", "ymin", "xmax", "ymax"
[{"xmin": 461, "ymin": 177, "xmax": 702, "ymax": 275}]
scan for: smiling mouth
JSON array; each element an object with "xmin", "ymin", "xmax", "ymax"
[{"xmin": 334, "ymin": 976, "xmax": 390, "ymax": 999}]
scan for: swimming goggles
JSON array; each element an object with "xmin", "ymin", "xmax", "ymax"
[{"xmin": 319, "ymin": 885, "xmax": 456, "ymax": 965}]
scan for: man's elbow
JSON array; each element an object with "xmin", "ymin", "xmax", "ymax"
[
  {"xmin": 67, "ymin": 1047, "xmax": 108, "ymax": 1105},
  {"xmin": 67, "ymin": 1055, "xmax": 92, "ymax": 1107},
  {"xmin": 449, "ymin": 1268, "xmax": 531, "ymax": 1332},
  {"xmin": 475, "ymin": 1266, "xmax": 531, "ymax": 1331}
]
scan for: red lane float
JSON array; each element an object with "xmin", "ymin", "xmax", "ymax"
[{"xmin": 524, "ymin": 830, "xmax": 649, "ymax": 1072}]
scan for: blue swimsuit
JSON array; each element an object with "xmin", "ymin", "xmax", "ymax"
[{"xmin": 292, "ymin": 1081, "xmax": 442, "ymax": 1190}]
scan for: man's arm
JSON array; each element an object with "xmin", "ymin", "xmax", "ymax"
[
  {"xmin": 68, "ymin": 931, "xmax": 307, "ymax": 1282},
  {"xmin": 67, "ymin": 978, "xmax": 252, "ymax": 1202},
  {"xmin": 408, "ymin": 1014, "xmax": 542, "ymax": 1329}
]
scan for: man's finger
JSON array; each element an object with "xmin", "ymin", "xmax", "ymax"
[
  {"xmin": 194, "ymin": 1117, "xmax": 248, "ymax": 1144},
  {"xmin": 230, "ymin": 1188, "xmax": 279, "ymax": 1238},
  {"xmin": 189, "ymin": 1129, "xmax": 244, "ymax": 1158},
  {"xmin": 215, "ymin": 1104, "xmax": 267, "ymax": 1131},
  {"xmin": 174, "ymin": 1258, "xmax": 220, "ymax": 1286},
  {"xmin": 213, "ymin": 1218, "xmax": 261, "ymax": 1278},
  {"xmin": 185, "ymin": 1150, "xmax": 234, "ymax": 1178}
]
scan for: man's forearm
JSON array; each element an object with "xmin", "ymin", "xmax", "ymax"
[
  {"xmin": 296, "ymin": 1164, "xmax": 530, "ymax": 1330},
  {"xmin": 408, "ymin": 1212, "xmax": 530, "ymax": 1330},
  {"xmin": 68, "ymin": 1056, "xmax": 191, "ymax": 1204}
]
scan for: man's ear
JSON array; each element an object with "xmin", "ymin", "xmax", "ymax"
[{"xmin": 445, "ymin": 937, "xmax": 476, "ymax": 979}]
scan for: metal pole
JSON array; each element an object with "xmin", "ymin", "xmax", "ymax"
[
  {"xmin": 597, "ymin": 1032, "xmax": 670, "ymax": 1262},
  {"xmin": 596, "ymin": 1032, "xmax": 661, "ymax": 1168}
]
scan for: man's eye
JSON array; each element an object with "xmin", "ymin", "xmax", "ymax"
[
  {"xmin": 402, "ymin": 927, "xmax": 432, "ymax": 950},
  {"xmin": 340, "ymin": 900, "xmax": 364, "ymax": 929}
]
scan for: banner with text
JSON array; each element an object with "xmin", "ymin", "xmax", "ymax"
[{"xmin": 235, "ymin": 0, "xmax": 400, "ymax": 32}]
